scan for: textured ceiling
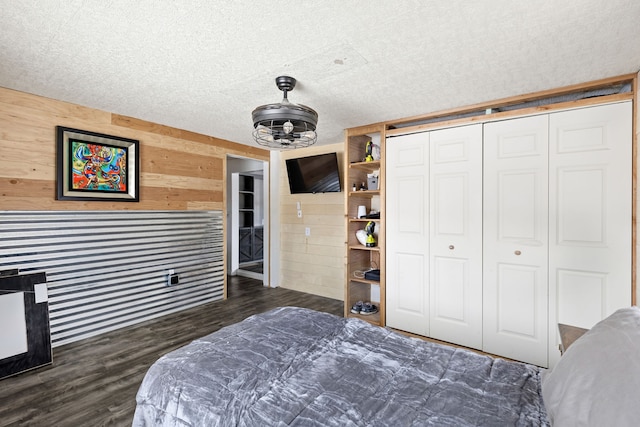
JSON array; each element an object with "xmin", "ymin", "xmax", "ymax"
[{"xmin": 1, "ymin": 1, "xmax": 640, "ymax": 148}]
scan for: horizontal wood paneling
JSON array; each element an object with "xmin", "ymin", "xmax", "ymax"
[
  {"xmin": 141, "ymin": 146, "xmax": 224, "ymax": 180},
  {"xmin": 1, "ymin": 178, "xmax": 54, "ymax": 197},
  {"xmin": 0, "ymin": 87, "xmax": 271, "ymax": 347},
  {"xmin": 278, "ymin": 143, "xmax": 345, "ymax": 300},
  {"xmin": 142, "ymin": 184, "xmax": 223, "ymax": 200},
  {"xmin": 111, "ymin": 114, "xmax": 269, "ymax": 158},
  {"xmin": 0, "ymin": 89, "xmax": 113, "ymax": 123},
  {"xmin": 0, "ymin": 86, "xmax": 269, "ymax": 211}
]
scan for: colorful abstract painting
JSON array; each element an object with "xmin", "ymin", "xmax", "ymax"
[
  {"xmin": 70, "ymin": 140, "xmax": 128, "ymax": 192},
  {"xmin": 56, "ymin": 126, "xmax": 139, "ymax": 202}
]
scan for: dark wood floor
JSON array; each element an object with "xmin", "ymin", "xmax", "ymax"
[
  {"xmin": 0, "ymin": 276, "xmax": 343, "ymax": 427},
  {"xmin": 238, "ymin": 261, "xmax": 263, "ymax": 274}
]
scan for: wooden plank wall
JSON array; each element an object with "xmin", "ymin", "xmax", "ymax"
[
  {"xmin": 0, "ymin": 87, "xmax": 269, "ymax": 211},
  {"xmin": 279, "ymin": 142, "xmax": 345, "ymax": 301}
]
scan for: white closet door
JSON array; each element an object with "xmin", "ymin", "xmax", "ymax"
[
  {"xmin": 548, "ymin": 102, "xmax": 632, "ymax": 368},
  {"xmin": 483, "ymin": 115, "xmax": 549, "ymax": 367},
  {"xmin": 386, "ymin": 132, "xmax": 430, "ymax": 335},
  {"xmin": 428, "ymin": 124, "xmax": 483, "ymax": 350}
]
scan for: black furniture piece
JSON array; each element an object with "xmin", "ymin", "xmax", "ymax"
[{"xmin": 0, "ymin": 271, "xmax": 51, "ymax": 380}]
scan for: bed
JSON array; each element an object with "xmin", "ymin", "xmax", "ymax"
[{"xmin": 133, "ymin": 305, "xmax": 640, "ymax": 426}]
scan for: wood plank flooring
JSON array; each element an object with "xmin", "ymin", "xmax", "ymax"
[{"xmin": 0, "ymin": 276, "xmax": 343, "ymax": 427}]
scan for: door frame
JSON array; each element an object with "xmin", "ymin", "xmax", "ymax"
[{"xmin": 226, "ymin": 154, "xmax": 269, "ymax": 288}]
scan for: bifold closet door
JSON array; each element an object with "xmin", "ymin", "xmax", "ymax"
[
  {"xmin": 483, "ymin": 115, "xmax": 550, "ymax": 367},
  {"xmin": 386, "ymin": 132, "xmax": 430, "ymax": 336},
  {"xmin": 428, "ymin": 124, "xmax": 483, "ymax": 350},
  {"xmin": 548, "ymin": 101, "xmax": 632, "ymax": 368}
]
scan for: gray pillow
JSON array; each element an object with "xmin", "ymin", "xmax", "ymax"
[{"xmin": 541, "ymin": 306, "xmax": 640, "ymax": 426}]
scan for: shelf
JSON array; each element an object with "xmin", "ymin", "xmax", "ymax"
[
  {"xmin": 348, "ymin": 190, "xmax": 380, "ymax": 196},
  {"xmin": 349, "ymin": 245, "xmax": 380, "ymax": 251},
  {"xmin": 350, "ymin": 277, "xmax": 380, "ymax": 285},
  {"xmin": 347, "ymin": 311, "xmax": 381, "ymax": 325},
  {"xmin": 349, "ymin": 160, "xmax": 381, "ymax": 172},
  {"xmin": 239, "ymin": 175, "xmax": 254, "ymax": 192},
  {"xmin": 346, "ymin": 131, "xmax": 384, "ymax": 327}
]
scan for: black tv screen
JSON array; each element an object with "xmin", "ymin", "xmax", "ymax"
[{"xmin": 285, "ymin": 152, "xmax": 341, "ymax": 194}]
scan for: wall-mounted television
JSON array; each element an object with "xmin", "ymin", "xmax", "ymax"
[{"xmin": 285, "ymin": 152, "xmax": 341, "ymax": 194}]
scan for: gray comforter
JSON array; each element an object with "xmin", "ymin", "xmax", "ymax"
[{"xmin": 133, "ymin": 307, "xmax": 549, "ymax": 426}]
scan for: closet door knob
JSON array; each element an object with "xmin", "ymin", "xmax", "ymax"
[
  {"xmin": 514, "ymin": 250, "xmax": 522, "ymax": 256},
  {"xmin": 449, "ymin": 245, "xmax": 455, "ymax": 250}
]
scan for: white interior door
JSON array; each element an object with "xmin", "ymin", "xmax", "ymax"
[
  {"xmin": 483, "ymin": 115, "xmax": 550, "ymax": 367},
  {"xmin": 386, "ymin": 132, "xmax": 430, "ymax": 335},
  {"xmin": 428, "ymin": 124, "xmax": 483, "ymax": 350},
  {"xmin": 548, "ymin": 101, "xmax": 632, "ymax": 367}
]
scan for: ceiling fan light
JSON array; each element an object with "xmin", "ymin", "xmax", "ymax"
[
  {"xmin": 251, "ymin": 76, "xmax": 318, "ymax": 150},
  {"xmin": 256, "ymin": 124, "xmax": 272, "ymax": 135},
  {"xmin": 299, "ymin": 130, "xmax": 316, "ymax": 139}
]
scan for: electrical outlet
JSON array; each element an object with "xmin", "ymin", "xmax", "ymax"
[
  {"xmin": 167, "ymin": 273, "xmax": 179, "ymax": 286},
  {"xmin": 297, "ymin": 210, "xmax": 302, "ymax": 218},
  {"xmin": 305, "ymin": 227, "xmax": 311, "ymax": 236}
]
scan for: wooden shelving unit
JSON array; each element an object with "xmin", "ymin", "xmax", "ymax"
[{"xmin": 344, "ymin": 128, "xmax": 385, "ymax": 326}]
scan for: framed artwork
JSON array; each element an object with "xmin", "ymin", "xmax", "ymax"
[{"xmin": 56, "ymin": 126, "xmax": 140, "ymax": 202}]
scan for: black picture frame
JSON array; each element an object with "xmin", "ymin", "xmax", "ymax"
[{"xmin": 56, "ymin": 126, "xmax": 140, "ymax": 202}]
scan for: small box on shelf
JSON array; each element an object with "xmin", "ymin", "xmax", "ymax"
[
  {"xmin": 350, "ymin": 268, "xmax": 379, "ymax": 282},
  {"xmin": 367, "ymin": 175, "xmax": 378, "ymax": 191}
]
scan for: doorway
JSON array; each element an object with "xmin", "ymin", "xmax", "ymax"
[{"xmin": 226, "ymin": 155, "xmax": 268, "ymax": 286}]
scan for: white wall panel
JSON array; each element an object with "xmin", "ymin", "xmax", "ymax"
[
  {"xmin": 556, "ymin": 167, "xmax": 604, "ymax": 245},
  {"xmin": 433, "ymin": 175, "xmax": 465, "ymax": 235},
  {"xmin": 496, "ymin": 264, "xmax": 538, "ymax": 337},
  {"xmin": 396, "ymin": 177, "xmax": 426, "ymax": 235},
  {"xmin": 556, "ymin": 269, "xmax": 607, "ymax": 326},
  {"xmin": 498, "ymin": 171, "xmax": 539, "ymax": 240},
  {"xmin": 395, "ymin": 253, "xmax": 428, "ymax": 314},
  {"xmin": 432, "ymin": 256, "xmax": 466, "ymax": 321}
]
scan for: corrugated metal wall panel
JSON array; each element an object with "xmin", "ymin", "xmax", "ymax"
[{"xmin": 0, "ymin": 210, "xmax": 224, "ymax": 347}]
